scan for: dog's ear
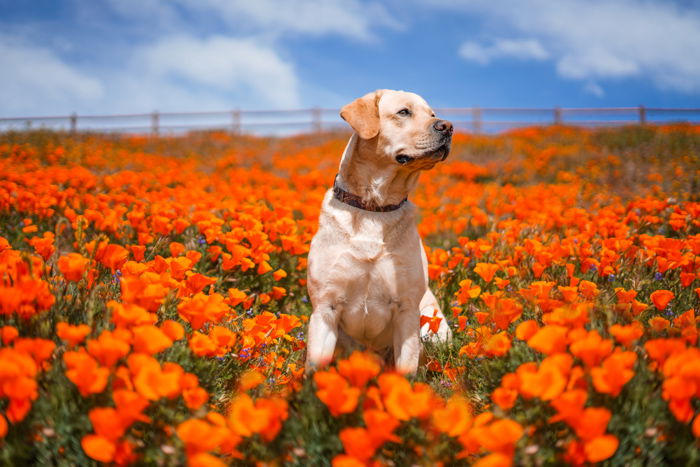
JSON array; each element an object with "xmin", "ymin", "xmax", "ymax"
[{"xmin": 340, "ymin": 90, "xmax": 383, "ymax": 140}]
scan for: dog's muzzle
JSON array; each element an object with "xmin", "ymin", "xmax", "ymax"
[
  {"xmin": 395, "ymin": 141, "xmax": 451, "ymax": 165},
  {"xmin": 395, "ymin": 119, "xmax": 453, "ymax": 165}
]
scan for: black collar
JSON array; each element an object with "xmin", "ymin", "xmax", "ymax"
[{"xmin": 332, "ymin": 175, "xmax": 407, "ymax": 212}]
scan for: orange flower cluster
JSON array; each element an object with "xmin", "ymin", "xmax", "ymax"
[
  {"xmin": 176, "ymin": 393, "xmax": 288, "ymax": 466},
  {"xmin": 0, "ymin": 241, "xmax": 55, "ymax": 319},
  {"xmin": 65, "ymin": 323, "xmax": 210, "ymax": 464},
  {"xmin": 646, "ymin": 337, "xmax": 700, "ymax": 428},
  {"xmin": 0, "ymin": 125, "xmax": 698, "ymax": 464},
  {"xmin": 317, "ymin": 352, "xmax": 524, "ymax": 466},
  {"xmin": 0, "ymin": 327, "xmax": 54, "ymax": 431}
]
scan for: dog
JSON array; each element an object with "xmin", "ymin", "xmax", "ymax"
[{"xmin": 305, "ymin": 89, "xmax": 453, "ymax": 374}]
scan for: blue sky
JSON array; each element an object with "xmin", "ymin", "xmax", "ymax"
[{"xmin": 2, "ymin": 0, "xmax": 700, "ymax": 119}]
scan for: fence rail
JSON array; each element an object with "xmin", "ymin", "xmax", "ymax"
[{"xmin": 1, "ymin": 106, "xmax": 699, "ymax": 135}]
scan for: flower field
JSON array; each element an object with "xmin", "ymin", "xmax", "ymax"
[{"xmin": 1, "ymin": 124, "xmax": 699, "ymax": 466}]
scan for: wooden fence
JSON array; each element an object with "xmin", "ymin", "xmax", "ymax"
[{"xmin": 1, "ymin": 106, "xmax": 699, "ymax": 135}]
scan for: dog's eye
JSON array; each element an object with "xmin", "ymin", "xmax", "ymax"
[{"xmin": 397, "ymin": 108, "xmax": 411, "ymax": 116}]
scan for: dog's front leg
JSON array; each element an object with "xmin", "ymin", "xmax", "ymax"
[
  {"xmin": 393, "ymin": 307, "xmax": 420, "ymax": 374},
  {"xmin": 306, "ymin": 304, "xmax": 339, "ymax": 372}
]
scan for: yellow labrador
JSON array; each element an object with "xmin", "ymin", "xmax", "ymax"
[{"xmin": 306, "ymin": 89, "xmax": 452, "ymax": 374}]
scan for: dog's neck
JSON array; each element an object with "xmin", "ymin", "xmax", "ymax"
[{"xmin": 336, "ymin": 133, "xmax": 421, "ymax": 208}]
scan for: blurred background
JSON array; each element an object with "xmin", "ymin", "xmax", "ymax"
[{"xmin": 1, "ymin": 0, "xmax": 699, "ymax": 133}]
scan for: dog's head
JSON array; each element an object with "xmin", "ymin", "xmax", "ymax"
[{"xmin": 340, "ymin": 89, "xmax": 452, "ymax": 170}]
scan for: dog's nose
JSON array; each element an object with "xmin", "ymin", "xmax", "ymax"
[{"xmin": 433, "ymin": 119, "xmax": 453, "ymax": 136}]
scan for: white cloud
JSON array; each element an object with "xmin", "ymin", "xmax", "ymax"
[
  {"xmin": 583, "ymin": 82, "xmax": 604, "ymax": 98},
  {"xmin": 189, "ymin": 0, "xmax": 400, "ymax": 40},
  {"xmin": 0, "ymin": 37, "xmax": 103, "ymax": 115},
  {"xmin": 443, "ymin": 0, "xmax": 700, "ymax": 93},
  {"xmin": 0, "ymin": 1, "xmax": 403, "ymax": 117},
  {"xmin": 104, "ymin": 0, "xmax": 399, "ymax": 41},
  {"xmin": 0, "ymin": 33, "xmax": 300, "ymax": 117},
  {"xmin": 459, "ymin": 39, "xmax": 548, "ymax": 64},
  {"xmin": 135, "ymin": 35, "xmax": 300, "ymax": 108}
]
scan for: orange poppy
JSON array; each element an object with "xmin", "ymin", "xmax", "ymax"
[
  {"xmin": 227, "ymin": 393, "xmax": 288, "ymax": 441},
  {"xmin": 549, "ymin": 389, "xmax": 587, "ymax": 425},
  {"xmin": 188, "ymin": 452, "xmax": 228, "ymax": 467},
  {"xmin": 99, "ymin": 243, "xmax": 129, "ymax": 271},
  {"xmin": 209, "ymin": 326, "xmax": 237, "ymax": 355},
  {"xmin": 161, "ymin": 320, "xmax": 185, "ymax": 341},
  {"xmin": 650, "ymin": 289, "xmax": 674, "ymax": 310},
  {"xmin": 113, "ymin": 389, "xmax": 150, "ymax": 425},
  {"xmin": 609, "ymin": 322, "xmax": 644, "ymax": 347},
  {"xmin": 456, "ymin": 279, "xmax": 482, "ymax": 303},
  {"xmin": 110, "ymin": 301, "xmax": 157, "ymax": 329},
  {"xmin": 169, "ymin": 242, "xmax": 185, "ymax": 257},
  {"xmin": 491, "ymin": 298, "xmax": 523, "ymax": 330},
  {"xmin": 515, "ymin": 320, "xmax": 539, "ymax": 341},
  {"xmin": 569, "ymin": 330, "xmax": 613, "ymax": 367},
  {"xmin": 57, "ymin": 253, "xmax": 90, "ymax": 282},
  {"xmin": 432, "ymin": 395, "xmax": 473, "ymax": 437},
  {"xmin": 132, "ymin": 325, "xmax": 173, "ymax": 355},
  {"xmin": 272, "ymin": 268, "xmax": 287, "ymax": 281},
  {"xmin": 87, "ymin": 331, "xmax": 130, "ymax": 367},
  {"xmin": 614, "ymin": 288, "xmax": 637, "ymax": 303},
  {"xmin": 88, "ymin": 407, "xmax": 128, "ymax": 440},
  {"xmin": 577, "ymin": 280, "xmax": 599, "ymax": 300},
  {"xmin": 527, "ymin": 325, "xmax": 569, "ymax": 355},
  {"xmin": 420, "ymin": 309, "xmax": 444, "ymax": 334},
  {"xmin": 63, "ymin": 350, "xmax": 110, "ymax": 396},
  {"xmin": 1, "ymin": 325, "xmax": 18, "ymax": 345},
  {"xmin": 483, "ymin": 332, "xmax": 512, "ymax": 357},
  {"xmin": 238, "ymin": 370, "xmax": 265, "ymax": 391},
  {"xmin": 314, "ymin": 370, "xmax": 360, "ymax": 417},
  {"xmin": 131, "ymin": 356, "xmax": 181, "ymax": 401},
  {"xmin": 584, "ymin": 434, "xmax": 619, "ymax": 463},
  {"xmin": 492, "ymin": 386, "xmax": 518, "ymax": 411},
  {"xmin": 226, "ymin": 288, "xmax": 247, "ymax": 307},
  {"xmin": 591, "ymin": 351, "xmax": 637, "ymax": 396},
  {"xmin": 364, "ymin": 409, "xmax": 400, "ymax": 443},
  {"xmin": 177, "ymin": 418, "xmax": 229, "ymax": 455},
  {"xmin": 473, "ymin": 453, "xmax": 512, "ymax": 467},
  {"xmin": 178, "ymin": 292, "xmax": 230, "ymax": 330},
  {"xmin": 339, "ymin": 427, "xmax": 377, "ymax": 462},
  {"xmin": 558, "ymin": 285, "xmax": 579, "ymax": 303},
  {"xmin": 28, "ymin": 232, "xmax": 55, "ymax": 260},
  {"xmin": 469, "ymin": 418, "xmax": 524, "ymax": 456},
  {"xmin": 332, "ymin": 455, "xmax": 365, "ymax": 467},
  {"xmin": 81, "ymin": 434, "xmax": 116, "ymax": 463},
  {"xmin": 649, "ymin": 316, "xmax": 670, "ymax": 332},
  {"xmin": 379, "ymin": 374, "xmax": 434, "ymax": 421},
  {"xmin": 644, "ymin": 338, "xmax": 686, "ymax": 365},
  {"xmin": 474, "ymin": 262, "xmax": 499, "ymax": 283},
  {"xmin": 571, "ymin": 407, "xmax": 610, "ymax": 440},
  {"xmin": 337, "ymin": 351, "xmax": 381, "ymax": 388},
  {"xmin": 56, "ymin": 322, "xmax": 91, "ymax": 347},
  {"xmin": 183, "ymin": 387, "xmax": 209, "ymax": 411}
]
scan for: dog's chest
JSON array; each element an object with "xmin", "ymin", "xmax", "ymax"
[{"xmin": 348, "ymin": 219, "xmax": 386, "ymax": 262}]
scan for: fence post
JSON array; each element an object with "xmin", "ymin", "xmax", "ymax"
[
  {"xmin": 554, "ymin": 106, "xmax": 562, "ymax": 125},
  {"xmin": 151, "ymin": 111, "xmax": 159, "ymax": 135},
  {"xmin": 231, "ymin": 109, "xmax": 241, "ymax": 134},
  {"xmin": 70, "ymin": 113, "xmax": 77, "ymax": 134},
  {"xmin": 639, "ymin": 105, "xmax": 647, "ymax": 125},
  {"xmin": 311, "ymin": 107, "xmax": 322, "ymax": 132},
  {"xmin": 472, "ymin": 107, "xmax": 482, "ymax": 134}
]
